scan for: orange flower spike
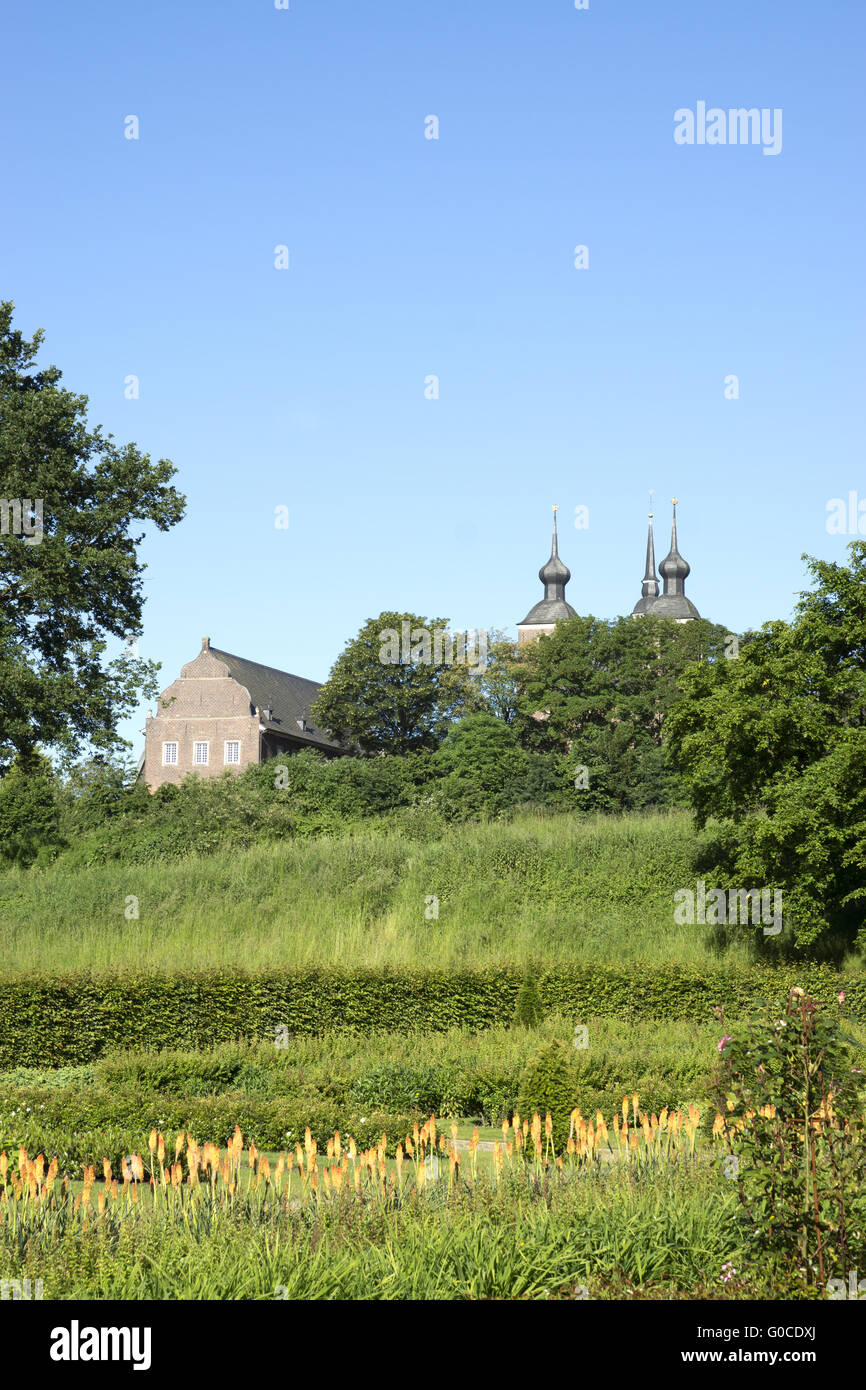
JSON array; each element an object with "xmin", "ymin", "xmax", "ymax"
[
  {"xmin": 622, "ymin": 1097, "xmax": 629, "ymax": 1123},
  {"xmin": 327, "ymin": 1138, "xmax": 334, "ymax": 1161},
  {"xmin": 451, "ymin": 1121, "xmax": 458, "ymax": 1143},
  {"xmin": 0, "ymin": 1152, "xmax": 6, "ymax": 1180},
  {"xmin": 502, "ymin": 1118, "xmax": 510, "ymax": 1141},
  {"xmin": 659, "ymin": 1108, "xmax": 669, "ymax": 1130},
  {"xmin": 429, "ymin": 1117, "xmax": 436, "ymax": 1148},
  {"xmin": 148, "ymin": 1130, "xmax": 157, "ymax": 1156},
  {"xmin": 110, "ymin": 1179, "xmax": 118, "ymax": 1201},
  {"xmin": 156, "ymin": 1133, "xmax": 166, "ymax": 1165},
  {"xmin": 103, "ymin": 1159, "xmax": 112, "ymax": 1185},
  {"xmin": 505, "ymin": 1140, "xmax": 513, "ymax": 1158},
  {"xmin": 175, "ymin": 1132, "xmax": 185, "ymax": 1158},
  {"xmin": 544, "ymin": 1113, "xmax": 553, "ymax": 1140},
  {"xmin": 334, "ymin": 1131, "xmax": 342, "ymax": 1161}
]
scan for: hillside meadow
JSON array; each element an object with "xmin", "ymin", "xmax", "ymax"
[{"xmin": 0, "ymin": 808, "xmax": 794, "ymax": 974}]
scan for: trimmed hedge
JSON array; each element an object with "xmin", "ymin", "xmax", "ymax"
[
  {"xmin": 0, "ymin": 1088, "xmax": 414, "ymax": 1168},
  {"xmin": 1, "ymin": 963, "xmax": 862, "ymax": 1067}
]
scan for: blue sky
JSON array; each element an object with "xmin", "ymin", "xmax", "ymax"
[{"xmin": 2, "ymin": 1, "xmax": 864, "ymax": 759}]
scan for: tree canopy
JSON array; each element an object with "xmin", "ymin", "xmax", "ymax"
[
  {"xmin": 666, "ymin": 543, "xmax": 866, "ymax": 955},
  {"xmin": 311, "ymin": 611, "xmax": 486, "ymax": 754},
  {"xmin": 0, "ymin": 303, "xmax": 185, "ymax": 770}
]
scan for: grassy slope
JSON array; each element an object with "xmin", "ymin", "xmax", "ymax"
[{"xmin": 0, "ymin": 808, "xmax": 771, "ymax": 973}]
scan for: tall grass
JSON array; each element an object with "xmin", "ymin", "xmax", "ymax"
[{"xmin": 0, "ymin": 809, "xmax": 759, "ymax": 973}]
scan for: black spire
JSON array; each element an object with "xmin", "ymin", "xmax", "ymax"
[
  {"xmin": 653, "ymin": 498, "xmax": 700, "ymax": 620},
  {"xmin": 518, "ymin": 505, "xmax": 578, "ymax": 632},
  {"xmin": 632, "ymin": 496, "xmax": 660, "ymax": 615},
  {"xmin": 538, "ymin": 505, "xmax": 571, "ymax": 600}
]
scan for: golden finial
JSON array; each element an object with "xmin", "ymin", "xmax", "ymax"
[
  {"xmin": 672, "ymin": 496, "xmax": 679, "ymax": 507},
  {"xmin": 552, "ymin": 503, "xmax": 558, "ymax": 513}
]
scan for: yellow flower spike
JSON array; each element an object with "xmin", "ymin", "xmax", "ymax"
[
  {"xmin": 396, "ymin": 1143, "xmax": 404, "ymax": 1175},
  {"xmin": 323, "ymin": 1167, "xmax": 331, "ymax": 1192},
  {"xmin": 451, "ymin": 1122, "xmax": 458, "ymax": 1143},
  {"xmin": 334, "ymin": 1132, "xmax": 341, "ymax": 1161},
  {"xmin": 103, "ymin": 1159, "xmax": 112, "ymax": 1185},
  {"xmin": 110, "ymin": 1179, "xmax": 118, "ymax": 1201},
  {"xmin": 439, "ymin": 1134, "xmax": 446, "ymax": 1153},
  {"xmin": 175, "ymin": 1132, "xmax": 185, "ymax": 1157},
  {"xmin": 148, "ymin": 1130, "xmax": 157, "ymax": 1156},
  {"xmin": 544, "ymin": 1113, "xmax": 553, "ymax": 1139},
  {"xmin": 429, "ymin": 1117, "xmax": 436, "ymax": 1148},
  {"xmin": 622, "ymin": 1097, "xmax": 629, "ymax": 1123},
  {"xmin": 506, "ymin": 1140, "xmax": 513, "ymax": 1158},
  {"xmin": 567, "ymin": 1136, "xmax": 575, "ymax": 1155},
  {"xmin": 157, "ymin": 1133, "xmax": 166, "ymax": 1164},
  {"xmin": 660, "ymin": 1108, "xmax": 669, "ymax": 1130},
  {"xmin": 348, "ymin": 1137, "xmax": 357, "ymax": 1161},
  {"xmin": 353, "ymin": 1166, "xmax": 361, "ymax": 1193},
  {"xmin": 304, "ymin": 1127, "xmax": 312, "ymax": 1157},
  {"xmin": 502, "ymin": 1118, "xmax": 510, "ymax": 1141},
  {"xmin": 629, "ymin": 1131, "xmax": 639, "ymax": 1151},
  {"xmin": 327, "ymin": 1138, "xmax": 334, "ymax": 1161},
  {"xmin": 133, "ymin": 1154, "xmax": 144, "ymax": 1183}
]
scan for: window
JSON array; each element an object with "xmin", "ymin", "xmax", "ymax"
[
  {"xmin": 162, "ymin": 742, "xmax": 178, "ymax": 766},
  {"xmin": 225, "ymin": 741, "xmax": 240, "ymax": 765},
  {"xmin": 194, "ymin": 741, "xmax": 209, "ymax": 766}
]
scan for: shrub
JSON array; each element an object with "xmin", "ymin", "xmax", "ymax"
[{"xmin": 516, "ymin": 1039, "xmax": 580, "ymax": 1149}]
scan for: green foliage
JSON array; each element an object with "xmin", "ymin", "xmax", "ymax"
[
  {"xmin": 517, "ymin": 1039, "xmax": 580, "ymax": 1147},
  {"xmin": 515, "ymin": 614, "xmax": 729, "ymax": 812},
  {"xmin": 3, "ymin": 963, "xmax": 864, "ymax": 1069},
  {"xmin": 0, "ymin": 751, "xmax": 61, "ymax": 865},
  {"xmin": 311, "ymin": 611, "xmax": 485, "ymax": 753},
  {"xmin": 0, "ymin": 302, "xmax": 185, "ymax": 766},
  {"xmin": 713, "ymin": 990, "xmax": 866, "ymax": 1285},
  {"xmin": 667, "ymin": 542, "xmax": 866, "ymax": 953},
  {"xmin": 432, "ymin": 713, "xmax": 529, "ymax": 818},
  {"xmin": 513, "ymin": 969, "xmax": 544, "ymax": 1028}
]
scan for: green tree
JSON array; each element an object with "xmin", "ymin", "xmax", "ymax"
[
  {"xmin": 311, "ymin": 612, "xmax": 484, "ymax": 754},
  {"xmin": 0, "ymin": 750, "xmax": 61, "ymax": 866},
  {"xmin": 432, "ymin": 712, "xmax": 529, "ymax": 818},
  {"xmin": 476, "ymin": 633, "xmax": 524, "ymax": 724},
  {"xmin": 666, "ymin": 542, "xmax": 866, "ymax": 954},
  {"xmin": 515, "ymin": 613, "xmax": 728, "ymax": 810},
  {"xmin": 0, "ymin": 303, "xmax": 185, "ymax": 769}
]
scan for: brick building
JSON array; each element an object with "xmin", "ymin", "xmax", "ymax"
[{"xmin": 141, "ymin": 638, "xmax": 342, "ymax": 790}]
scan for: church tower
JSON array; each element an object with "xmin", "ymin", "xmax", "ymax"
[
  {"xmin": 632, "ymin": 497, "xmax": 660, "ymax": 615},
  {"xmin": 517, "ymin": 505, "xmax": 578, "ymax": 644},
  {"xmin": 651, "ymin": 498, "xmax": 700, "ymax": 621}
]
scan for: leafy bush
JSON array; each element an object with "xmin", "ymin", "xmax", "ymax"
[
  {"xmin": 517, "ymin": 1039, "xmax": 580, "ymax": 1148},
  {"xmin": 713, "ymin": 989, "xmax": 866, "ymax": 1286}
]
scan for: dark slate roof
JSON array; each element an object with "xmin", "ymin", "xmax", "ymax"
[
  {"xmin": 520, "ymin": 597, "xmax": 579, "ymax": 626},
  {"xmin": 649, "ymin": 594, "xmax": 702, "ymax": 620},
  {"xmin": 209, "ymin": 647, "xmax": 343, "ymax": 752}
]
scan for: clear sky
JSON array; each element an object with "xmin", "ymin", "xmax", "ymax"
[{"xmin": 2, "ymin": 1, "xmax": 864, "ymax": 760}]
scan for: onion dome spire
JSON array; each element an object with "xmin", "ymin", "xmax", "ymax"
[
  {"xmin": 517, "ymin": 505, "xmax": 578, "ymax": 640},
  {"xmin": 632, "ymin": 492, "xmax": 660, "ymax": 615},
  {"xmin": 653, "ymin": 498, "xmax": 701, "ymax": 620},
  {"xmin": 538, "ymin": 504, "xmax": 571, "ymax": 600}
]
